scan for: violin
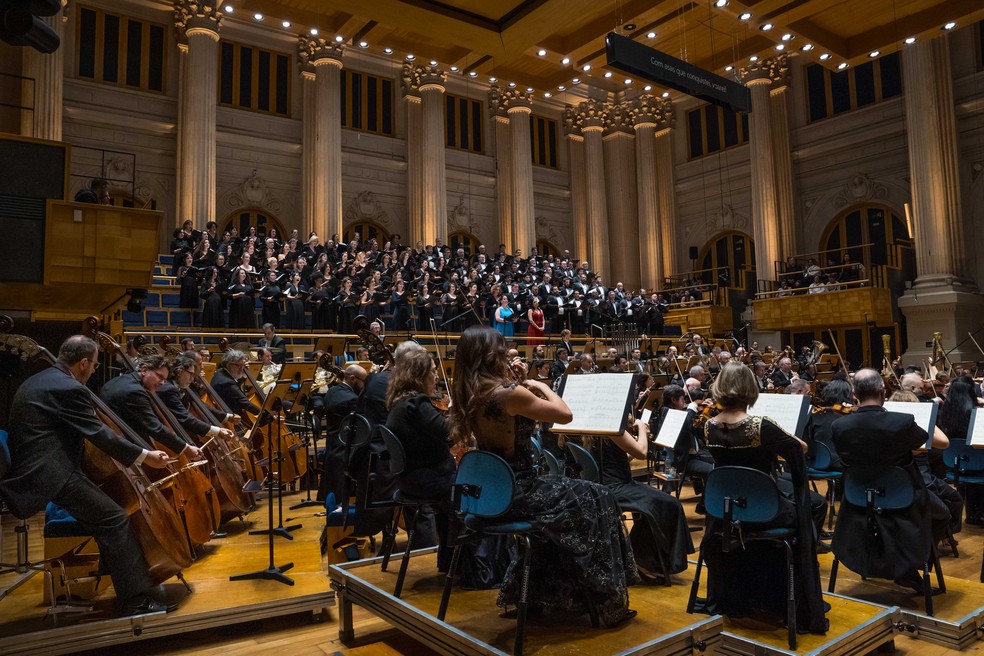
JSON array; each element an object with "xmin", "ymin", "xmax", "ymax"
[{"xmin": 811, "ymin": 402, "xmax": 857, "ymax": 415}]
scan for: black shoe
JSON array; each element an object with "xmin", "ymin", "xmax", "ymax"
[
  {"xmin": 603, "ymin": 609, "xmax": 637, "ymax": 628},
  {"xmin": 120, "ymin": 595, "xmax": 178, "ymax": 617},
  {"xmin": 816, "ymin": 541, "xmax": 832, "ymax": 554},
  {"xmin": 893, "ymin": 573, "xmax": 944, "ymax": 597}
]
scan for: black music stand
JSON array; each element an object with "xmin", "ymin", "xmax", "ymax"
[
  {"xmin": 232, "ymin": 380, "xmax": 297, "ymax": 586},
  {"xmin": 287, "ymin": 378, "xmax": 323, "ymax": 510}
]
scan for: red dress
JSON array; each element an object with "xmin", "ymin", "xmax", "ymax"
[{"xmin": 527, "ymin": 308, "xmax": 545, "ymax": 342}]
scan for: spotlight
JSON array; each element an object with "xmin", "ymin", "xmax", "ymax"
[
  {"xmin": 562, "ymin": 57, "xmax": 570, "ymax": 64},
  {"xmin": 280, "ymin": 20, "xmax": 290, "ymax": 28},
  {"xmin": 761, "ymin": 23, "xmax": 773, "ymax": 31},
  {"xmin": 429, "ymin": 60, "xmax": 437, "ymax": 66},
  {"xmin": 904, "ymin": 36, "xmax": 916, "ymax": 45},
  {"xmin": 526, "ymin": 87, "xmax": 534, "ymax": 92},
  {"xmin": 661, "ymin": 91, "xmax": 670, "ymax": 98},
  {"xmin": 801, "ymin": 43, "xmax": 813, "ymax": 51},
  {"xmin": 724, "ymin": 65, "xmax": 733, "ymax": 72},
  {"xmin": 942, "ymin": 21, "xmax": 956, "ymax": 30},
  {"xmin": 714, "ymin": 0, "xmax": 728, "ymax": 7},
  {"xmin": 384, "ymin": 47, "xmax": 393, "ymax": 54},
  {"xmin": 750, "ymin": 55, "xmax": 759, "ymax": 61},
  {"xmin": 837, "ymin": 62, "xmax": 849, "ymax": 70},
  {"xmin": 508, "ymin": 82, "xmax": 516, "ymax": 87},
  {"xmin": 604, "ymin": 71, "xmax": 613, "ymax": 78},
  {"xmin": 869, "ymin": 50, "xmax": 879, "ymax": 58},
  {"xmin": 644, "ymin": 85, "xmax": 652, "ymax": 91},
  {"xmin": 489, "ymin": 76, "xmax": 497, "ymax": 82},
  {"xmin": 647, "ymin": 32, "xmax": 656, "ymax": 38},
  {"xmin": 775, "ymin": 44, "xmax": 784, "ymax": 51},
  {"xmin": 468, "ymin": 71, "xmax": 477, "ymax": 77},
  {"xmin": 624, "ymin": 78, "xmax": 632, "ymax": 84},
  {"xmin": 781, "ymin": 33, "xmax": 792, "ymax": 41},
  {"xmin": 558, "ymin": 85, "xmax": 566, "ymax": 90},
  {"xmin": 309, "ymin": 28, "xmax": 318, "ymax": 35},
  {"xmin": 537, "ymin": 49, "xmax": 546, "ymax": 56},
  {"xmin": 335, "ymin": 35, "xmax": 343, "ymax": 42},
  {"xmin": 624, "ymin": 23, "xmax": 636, "ymax": 31},
  {"xmin": 572, "ymin": 77, "xmax": 580, "ymax": 84},
  {"xmin": 739, "ymin": 12, "xmax": 751, "ymax": 20},
  {"xmin": 819, "ymin": 53, "xmax": 831, "ymax": 61},
  {"xmin": 253, "ymin": 12, "xmax": 263, "ymax": 21},
  {"xmin": 450, "ymin": 65, "xmax": 458, "ymax": 71},
  {"xmin": 406, "ymin": 54, "xmax": 415, "ymax": 60},
  {"xmin": 583, "ymin": 64, "xmax": 591, "ymax": 71},
  {"xmin": 544, "ymin": 92, "xmax": 552, "ymax": 97},
  {"xmin": 359, "ymin": 41, "xmax": 369, "ymax": 48},
  {"xmin": 223, "ymin": 5, "xmax": 233, "ymax": 13}
]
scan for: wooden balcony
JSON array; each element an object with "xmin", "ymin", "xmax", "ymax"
[{"xmin": 752, "ymin": 286, "xmax": 894, "ymax": 331}]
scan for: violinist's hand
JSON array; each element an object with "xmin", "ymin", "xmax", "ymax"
[
  {"xmin": 231, "ymin": 414, "xmax": 241, "ymax": 423},
  {"xmin": 509, "ymin": 356, "xmax": 527, "ymax": 381},
  {"xmin": 766, "ymin": 379, "xmax": 775, "ymax": 390},
  {"xmin": 183, "ymin": 445, "xmax": 206, "ymax": 461},
  {"xmin": 522, "ymin": 378, "xmax": 551, "ymax": 396},
  {"xmin": 218, "ymin": 427, "xmax": 235, "ymax": 440},
  {"xmin": 633, "ymin": 419, "xmax": 650, "ymax": 437},
  {"xmin": 144, "ymin": 450, "xmax": 171, "ymax": 469}
]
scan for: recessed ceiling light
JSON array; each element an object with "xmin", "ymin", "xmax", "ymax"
[
  {"xmin": 223, "ymin": 5, "xmax": 233, "ymax": 13},
  {"xmin": 572, "ymin": 77, "xmax": 580, "ymax": 84},
  {"xmin": 781, "ymin": 33, "xmax": 793, "ymax": 41},
  {"xmin": 450, "ymin": 66, "xmax": 458, "ymax": 71},
  {"xmin": 837, "ymin": 62, "xmax": 849, "ymax": 70},
  {"xmin": 819, "ymin": 53, "xmax": 831, "ymax": 60},
  {"xmin": 359, "ymin": 41, "xmax": 369, "ymax": 48},
  {"xmin": 561, "ymin": 57, "xmax": 570, "ymax": 65},
  {"xmin": 558, "ymin": 85, "xmax": 565, "ymax": 90},
  {"xmin": 253, "ymin": 13, "xmax": 263, "ymax": 21},
  {"xmin": 508, "ymin": 82, "xmax": 516, "ymax": 88},
  {"xmin": 489, "ymin": 76, "xmax": 497, "ymax": 82},
  {"xmin": 604, "ymin": 71, "xmax": 613, "ymax": 78},
  {"xmin": 714, "ymin": 0, "xmax": 728, "ymax": 7},
  {"xmin": 624, "ymin": 78, "xmax": 632, "ymax": 85},
  {"xmin": 724, "ymin": 65, "xmax": 733, "ymax": 72},
  {"xmin": 537, "ymin": 49, "xmax": 547, "ymax": 57},
  {"xmin": 943, "ymin": 21, "xmax": 956, "ymax": 30},
  {"xmin": 904, "ymin": 36, "xmax": 917, "ymax": 44},
  {"xmin": 869, "ymin": 50, "xmax": 879, "ymax": 58},
  {"xmin": 644, "ymin": 85, "xmax": 652, "ymax": 91},
  {"xmin": 647, "ymin": 32, "xmax": 656, "ymax": 39},
  {"xmin": 624, "ymin": 23, "xmax": 636, "ymax": 31},
  {"xmin": 282, "ymin": 20, "xmax": 291, "ymax": 28},
  {"xmin": 661, "ymin": 91, "xmax": 670, "ymax": 98},
  {"xmin": 544, "ymin": 92, "xmax": 552, "ymax": 97},
  {"xmin": 406, "ymin": 54, "xmax": 415, "ymax": 60},
  {"xmin": 801, "ymin": 43, "xmax": 813, "ymax": 51},
  {"xmin": 335, "ymin": 35, "xmax": 343, "ymax": 42},
  {"xmin": 309, "ymin": 28, "xmax": 318, "ymax": 35},
  {"xmin": 739, "ymin": 12, "xmax": 751, "ymax": 20},
  {"xmin": 383, "ymin": 47, "xmax": 393, "ymax": 54},
  {"xmin": 526, "ymin": 87, "xmax": 534, "ymax": 92},
  {"xmin": 775, "ymin": 44, "xmax": 784, "ymax": 51},
  {"xmin": 749, "ymin": 55, "xmax": 759, "ymax": 62},
  {"xmin": 583, "ymin": 64, "xmax": 591, "ymax": 71},
  {"xmin": 761, "ymin": 23, "xmax": 773, "ymax": 31},
  {"xmin": 429, "ymin": 60, "xmax": 437, "ymax": 66},
  {"xmin": 468, "ymin": 71, "xmax": 477, "ymax": 77}
]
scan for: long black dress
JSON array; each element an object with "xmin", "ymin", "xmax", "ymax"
[
  {"xmin": 178, "ymin": 266, "xmax": 200, "ymax": 310},
  {"xmin": 200, "ymin": 280, "xmax": 225, "ymax": 328},
  {"xmin": 228, "ymin": 283, "xmax": 255, "ymax": 329},
  {"xmin": 701, "ymin": 415, "xmax": 828, "ymax": 634},
  {"xmin": 260, "ymin": 282, "xmax": 282, "ymax": 328},
  {"xmin": 481, "ymin": 383, "xmax": 639, "ymax": 627},
  {"xmin": 595, "ymin": 438, "xmax": 693, "ymax": 576},
  {"xmin": 285, "ymin": 283, "xmax": 307, "ymax": 330}
]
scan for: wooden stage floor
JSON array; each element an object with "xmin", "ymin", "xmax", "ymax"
[{"xmin": 0, "ymin": 493, "xmax": 333, "ymax": 656}]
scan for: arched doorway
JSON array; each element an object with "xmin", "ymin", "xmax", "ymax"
[
  {"xmin": 820, "ymin": 203, "xmax": 912, "ymax": 269},
  {"xmin": 221, "ymin": 207, "xmax": 286, "ymax": 240},
  {"xmin": 449, "ymin": 231, "xmax": 480, "ymax": 257},
  {"xmin": 697, "ymin": 231, "xmax": 755, "ymax": 289},
  {"xmin": 343, "ymin": 221, "xmax": 389, "ymax": 247},
  {"xmin": 536, "ymin": 240, "xmax": 559, "ymax": 258}
]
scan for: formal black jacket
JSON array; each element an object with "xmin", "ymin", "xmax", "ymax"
[
  {"xmin": 0, "ymin": 364, "xmax": 143, "ymax": 518},
  {"xmin": 100, "ymin": 372, "xmax": 190, "ymax": 454},
  {"xmin": 385, "ymin": 394, "xmax": 452, "ymax": 475},
  {"xmin": 211, "ymin": 367, "xmax": 261, "ymax": 416},
  {"xmin": 362, "ymin": 370, "xmax": 390, "ymax": 428},
  {"xmin": 323, "ymin": 382, "xmax": 361, "ymax": 440},
  {"xmin": 257, "ymin": 335, "xmax": 287, "ymax": 365},
  {"xmin": 157, "ymin": 381, "xmax": 211, "ymax": 438}
]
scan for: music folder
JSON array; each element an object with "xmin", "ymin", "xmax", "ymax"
[
  {"xmin": 883, "ymin": 401, "xmax": 938, "ymax": 449},
  {"xmin": 967, "ymin": 408, "xmax": 984, "ymax": 447},
  {"xmin": 554, "ymin": 373, "xmax": 637, "ymax": 436}
]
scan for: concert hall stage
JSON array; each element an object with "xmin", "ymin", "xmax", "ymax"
[
  {"xmin": 329, "ymin": 549, "xmax": 900, "ymax": 656},
  {"xmin": 0, "ymin": 494, "xmax": 333, "ymax": 656}
]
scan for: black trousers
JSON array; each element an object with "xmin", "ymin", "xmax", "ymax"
[{"xmin": 53, "ymin": 471, "xmax": 152, "ymax": 602}]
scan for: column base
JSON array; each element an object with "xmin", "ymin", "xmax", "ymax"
[{"xmin": 898, "ymin": 284, "xmax": 984, "ymax": 367}]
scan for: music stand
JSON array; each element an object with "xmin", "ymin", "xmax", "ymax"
[
  {"xmin": 232, "ymin": 380, "xmax": 298, "ymax": 586},
  {"xmin": 287, "ymin": 378, "xmax": 323, "ymax": 510}
]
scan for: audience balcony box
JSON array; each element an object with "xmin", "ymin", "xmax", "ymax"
[
  {"xmin": 664, "ymin": 304, "xmax": 734, "ymax": 335},
  {"xmin": 753, "ymin": 286, "xmax": 893, "ymax": 332}
]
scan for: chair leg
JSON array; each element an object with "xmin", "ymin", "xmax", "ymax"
[
  {"xmin": 785, "ymin": 540, "xmax": 797, "ymax": 651},
  {"xmin": 826, "ymin": 479, "xmax": 837, "ymax": 531},
  {"xmin": 394, "ymin": 505, "xmax": 421, "ymax": 598},
  {"xmin": 922, "ymin": 560, "xmax": 934, "ymax": 617},
  {"xmin": 686, "ymin": 550, "xmax": 704, "ymax": 614},
  {"xmin": 514, "ymin": 535, "xmax": 533, "ymax": 656},
  {"xmin": 437, "ymin": 543, "xmax": 463, "ymax": 621},
  {"xmin": 379, "ymin": 506, "xmax": 403, "ymax": 572},
  {"xmin": 828, "ymin": 558, "xmax": 839, "ymax": 593},
  {"xmin": 931, "ymin": 545, "xmax": 945, "ymax": 593}
]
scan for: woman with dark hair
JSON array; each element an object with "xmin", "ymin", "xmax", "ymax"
[
  {"xmin": 449, "ymin": 325, "xmax": 638, "ymax": 628},
  {"xmin": 385, "ymin": 349, "xmax": 455, "ymax": 565},
  {"xmin": 936, "ymin": 377, "xmax": 980, "ymax": 524},
  {"xmin": 227, "ymin": 267, "xmax": 256, "ymax": 329},
  {"xmin": 200, "ymin": 267, "xmax": 225, "ymax": 328},
  {"xmin": 177, "ymin": 252, "xmax": 200, "ymax": 312},
  {"xmin": 805, "ymin": 378, "xmax": 856, "ymax": 472},
  {"xmin": 697, "ymin": 363, "xmax": 828, "ymax": 634}
]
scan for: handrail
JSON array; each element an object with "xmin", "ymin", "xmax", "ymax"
[{"xmin": 755, "ymin": 278, "xmax": 871, "ymax": 299}]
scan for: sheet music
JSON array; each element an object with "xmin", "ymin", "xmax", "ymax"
[
  {"xmin": 968, "ymin": 408, "xmax": 984, "ymax": 447},
  {"xmin": 654, "ymin": 408, "xmax": 689, "ymax": 448},
  {"xmin": 555, "ymin": 373, "xmax": 635, "ymax": 435},
  {"xmin": 883, "ymin": 401, "xmax": 938, "ymax": 448},
  {"xmin": 747, "ymin": 394, "xmax": 811, "ymax": 437}
]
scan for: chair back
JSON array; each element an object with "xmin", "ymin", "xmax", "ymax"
[
  {"xmin": 541, "ymin": 449, "xmax": 563, "ymax": 476},
  {"xmin": 943, "ymin": 439, "xmax": 984, "ymax": 474},
  {"xmin": 529, "ymin": 435, "xmax": 544, "ymax": 459},
  {"xmin": 567, "ymin": 441, "xmax": 600, "ymax": 483},
  {"xmin": 339, "ymin": 413, "xmax": 372, "ymax": 448},
  {"xmin": 378, "ymin": 425, "xmax": 406, "ymax": 476},
  {"xmin": 806, "ymin": 440, "xmax": 834, "ymax": 471},
  {"xmin": 0, "ymin": 429, "xmax": 9, "ymax": 480},
  {"xmin": 704, "ymin": 466, "xmax": 782, "ymax": 524},
  {"xmin": 453, "ymin": 451, "xmax": 515, "ymax": 519},
  {"xmin": 842, "ymin": 465, "xmax": 914, "ymax": 511}
]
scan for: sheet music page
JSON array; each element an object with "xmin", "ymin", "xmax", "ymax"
[
  {"xmin": 747, "ymin": 394, "xmax": 811, "ymax": 437},
  {"xmin": 654, "ymin": 408, "xmax": 689, "ymax": 448},
  {"xmin": 968, "ymin": 408, "xmax": 984, "ymax": 447},
  {"xmin": 883, "ymin": 401, "xmax": 938, "ymax": 448},
  {"xmin": 554, "ymin": 373, "xmax": 635, "ymax": 435}
]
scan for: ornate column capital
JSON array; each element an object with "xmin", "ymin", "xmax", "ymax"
[
  {"xmin": 173, "ymin": 0, "xmax": 221, "ymax": 42},
  {"xmin": 401, "ymin": 62, "xmax": 447, "ymax": 98},
  {"xmin": 738, "ymin": 53, "xmax": 790, "ymax": 87},
  {"xmin": 489, "ymin": 83, "xmax": 532, "ymax": 117},
  {"xmin": 627, "ymin": 94, "xmax": 674, "ymax": 131},
  {"xmin": 298, "ymin": 36, "xmax": 343, "ymax": 73},
  {"xmin": 563, "ymin": 104, "xmax": 583, "ymax": 137},
  {"xmin": 572, "ymin": 98, "xmax": 608, "ymax": 132},
  {"xmin": 603, "ymin": 101, "xmax": 634, "ymax": 136}
]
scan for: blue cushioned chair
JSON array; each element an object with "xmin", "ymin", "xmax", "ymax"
[
  {"xmin": 805, "ymin": 440, "xmax": 842, "ymax": 530},
  {"xmin": 829, "ymin": 465, "xmax": 945, "ymax": 615},
  {"xmin": 942, "ymin": 439, "xmax": 984, "ymax": 581},
  {"xmin": 687, "ymin": 466, "xmax": 799, "ymax": 650},
  {"xmin": 375, "ymin": 425, "xmax": 446, "ymax": 598},
  {"xmin": 437, "ymin": 450, "xmax": 598, "ymax": 656}
]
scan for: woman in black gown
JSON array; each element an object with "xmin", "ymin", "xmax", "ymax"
[
  {"xmin": 336, "ymin": 277, "xmax": 358, "ymax": 334},
  {"xmin": 177, "ymin": 252, "xmax": 200, "ymax": 312},
  {"xmin": 228, "ymin": 267, "xmax": 256, "ymax": 330},
  {"xmin": 200, "ymin": 267, "xmax": 225, "ymax": 328},
  {"xmin": 309, "ymin": 273, "xmax": 331, "ymax": 331},
  {"xmin": 390, "ymin": 279, "xmax": 411, "ymax": 332},
  {"xmin": 698, "ymin": 362, "xmax": 828, "ymax": 634},
  {"xmin": 449, "ymin": 325, "xmax": 639, "ymax": 628},
  {"xmin": 259, "ymin": 269, "xmax": 282, "ymax": 328},
  {"xmin": 284, "ymin": 272, "xmax": 307, "ymax": 331}
]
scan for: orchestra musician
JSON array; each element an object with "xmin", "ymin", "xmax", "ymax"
[
  {"xmin": 0, "ymin": 336, "xmax": 176, "ymax": 616},
  {"xmin": 158, "ymin": 354, "xmax": 235, "ymax": 444},
  {"xmin": 257, "ymin": 323, "xmax": 287, "ymax": 365},
  {"xmin": 317, "ymin": 365, "xmax": 368, "ymax": 503},
  {"xmin": 211, "ymin": 350, "xmax": 261, "ymax": 418}
]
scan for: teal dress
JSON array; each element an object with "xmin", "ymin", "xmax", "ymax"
[{"xmin": 495, "ymin": 306, "xmax": 515, "ymax": 337}]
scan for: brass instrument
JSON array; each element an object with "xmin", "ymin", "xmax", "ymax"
[
  {"xmin": 882, "ymin": 334, "xmax": 902, "ymax": 389},
  {"xmin": 809, "ymin": 340, "xmax": 828, "ymax": 366}
]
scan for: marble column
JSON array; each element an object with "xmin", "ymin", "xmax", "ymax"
[
  {"xmin": 505, "ymin": 90, "xmax": 536, "ymax": 257},
  {"xmin": 175, "ymin": 0, "xmax": 222, "ymax": 227},
  {"xmin": 770, "ymin": 85, "xmax": 797, "ymax": 259},
  {"xmin": 576, "ymin": 100, "xmax": 610, "ymax": 283},
  {"xmin": 739, "ymin": 55, "xmax": 789, "ymax": 285},
  {"xmin": 564, "ymin": 106, "xmax": 587, "ymax": 261},
  {"xmin": 310, "ymin": 41, "xmax": 343, "ymax": 241},
  {"xmin": 653, "ymin": 128, "xmax": 676, "ymax": 284},
  {"xmin": 404, "ymin": 93, "xmax": 423, "ymax": 243},
  {"xmin": 404, "ymin": 63, "xmax": 448, "ymax": 243},
  {"xmin": 298, "ymin": 64, "xmax": 317, "ymax": 240},
  {"xmin": 603, "ymin": 101, "xmax": 639, "ymax": 289},
  {"xmin": 630, "ymin": 94, "xmax": 674, "ymax": 290},
  {"xmin": 490, "ymin": 85, "xmax": 513, "ymax": 251},
  {"xmin": 20, "ymin": 12, "xmax": 64, "ymax": 140},
  {"xmin": 897, "ymin": 35, "xmax": 984, "ymax": 363}
]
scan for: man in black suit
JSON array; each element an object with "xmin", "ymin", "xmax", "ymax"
[
  {"xmin": 258, "ymin": 323, "xmax": 287, "ymax": 365},
  {"xmin": 211, "ymin": 350, "xmax": 262, "ymax": 417},
  {"xmin": 768, "ymin": 357, "xmax": 797, "ymax": 389},
  {"xmin": 0, "ymin": 336, "xmax": 174, "ymax": 615},
  {"xmin": 157, "ymin": 354, "xmax": 235, "ymax": 444},
  {"xmin": 317, "ymin": 365, "xmax": 368, "ymax": 503},
  {"xmin": 831, "ymin": 368, "xmax": 950, "ymax": 593},
  {"xmin": 100, "ymin": 354, "xmax": 203, "ymax": 461}
]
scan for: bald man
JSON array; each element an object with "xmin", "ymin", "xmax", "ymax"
[{"xmin": 317, "ymin": 364, "xmax": 368, "ymax": 502}]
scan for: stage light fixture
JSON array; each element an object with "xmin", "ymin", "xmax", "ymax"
[
  {"xmin": 761, "ymin": 23, "xmax": 773, "ymax": 31},
  {"xmin": 739, "ymin": 12, "xmax": 751, "ymax": 20},
  {"xmin": 537, "ymin": 49, "xmax": 546, "ymax": 56},
  {"xmin": 904, "ymin": 37, "xmax": 916, "ymax": 44}
]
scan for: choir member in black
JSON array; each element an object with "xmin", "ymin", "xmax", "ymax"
[
  {"xmin": 177, "ymin": 252, "xmax": 200, "ymax": 313},
  {"xmin": 259, "ymin": 269, "xmax": 283, "ymax": 328},
  {"xmin": 200, "ymin": 267, "xmax": 225, "ymax": 328},
  {"xmin": 441, "ymin": 282, "xmax": 461, "ymax": 332},
  {"xmin": 228, "ymin": 268, "xmax": 256, "ymax": 329},
  {"xmin": 384, "ymin": 348, "xmax": 455, "ymax": 567},
  {"xmin": 317, "ymin": 365, "xmax": 367, "ymax": 503},
  {"xmin": 336, "ymin": 277, "xmax": 358, "ymax": 335},
  {"xmin": 391, "ymin": 278, "xmax": 411, "ymax": 331},
  {"xmin": 284, "ymin": 272, "xmax": 307, "ymax": 330},
  {"xmin": 99, "ymin": 354, "xmax": 204, "ymax": 462},
  {"xmin": 697, "ymin": 363, "xmax": 828, "ymax": 634},
  {"xmin": 309, "ymin": 273, "xmax": 331, "ymax": 331},
  {"xmin": 0, "ymin": 336, "xmax": 175, "ymax": 616},
  {"xmin": 210, "ymin": 350, "xmax": 262, "ymax": 418},
  {"xmin": 257, "ymin": 323, "xmax": 287, "ymax": 365},
  {"xmin": 462, "ymin": 282, "xmax": 481, "ymax": 329},
  {"xmin": 415, "ymin": 274, "xmax": 434, "ymax": 330},
  {"xmin": 360, "ymin": 278, "xmax": 381, "ymax": 325}
]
